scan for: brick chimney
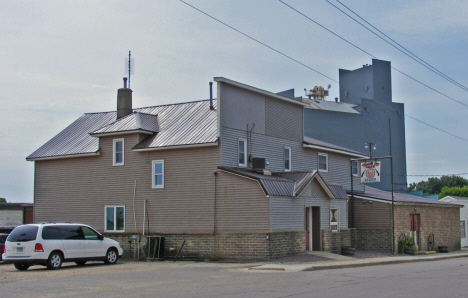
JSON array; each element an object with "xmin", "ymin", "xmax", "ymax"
[{"xmin": 117, "ymin": 77, "xmax": 132, "ymax": 119}]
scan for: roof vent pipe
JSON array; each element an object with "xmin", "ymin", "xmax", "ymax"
[
  {"xmin": 117, "ymin": 77, "xmax": 133, "ymax": 119},
  {"xmin": 209, "ymin": 82, "xmax": 214, "ymax": 110}
]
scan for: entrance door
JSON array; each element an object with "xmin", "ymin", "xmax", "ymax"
[
  {"xmin": 312, "ymin": 207, "xmax": 321, "ymax": 251},
  {"xmin": 410, "ymin": 214, "xmax": 420, "ymax": 249},
  {"xmin": 306, "ymin": 207, "xmax": 321, "ymax": 251}
]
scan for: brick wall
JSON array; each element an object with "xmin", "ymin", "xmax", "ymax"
[
  {"xmin": 354, "ymin": 228, "xmax": 393, "ymax": 252},
  {"xmin": 322, "ymin": 229, "xmax": 352, "ymax": 253},
  {"xmin": 269, "ymin": 231, "xmax": 306, "ymax": 259},
  {"xmin": 394, "ymin": 205, "xmax": 461, "ymax": 252},
  {"xmin": 105, "ymin": 231, "xmax": 307, "ymax": 261}
]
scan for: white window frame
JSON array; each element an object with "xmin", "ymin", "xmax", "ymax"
[
  {"xmin": 152, "ymin": 160, "xmax": 165, "ymax": 188},
  {"xmin": 104, "ymin": 205, "xmax": 125, "ymax": 232},
  {"xmin": 352, "ymin": 160, "xmax": 359, "ymax": 177},
  {"xmin": 113, "ymin": 138, "xmax": 124, "ymax": 166},
  {"xmin": 284, "ymin": 146, "xmax": 291, "ymax": 172},
  {"xmin": 318, "ymin": 153, "xmax": 328, "ymax": 172},
  {"xmin": 330, "ymin": 208, "xmax": 339, "ymax": 232},
  {"xmin": 238, "ymin": 138, "xmax": 247, "ymax": 167}
]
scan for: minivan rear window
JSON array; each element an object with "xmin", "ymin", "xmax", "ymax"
[
  {"xmin": 42, "ymin": 226, "xmax": 64, "ymax": 240},
  {"xmin": 7, "ymin": 225, "xmax": 39, "ymax": 242}
]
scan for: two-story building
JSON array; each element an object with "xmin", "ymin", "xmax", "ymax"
[{"xmin": 27, "ymin": 77, "xmax": 367, "ymax": 260}]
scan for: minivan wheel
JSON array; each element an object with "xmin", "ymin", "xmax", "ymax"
[
  {"xmin": 47, "ymin": 252, "xmax": 63, "ymax": 269},
  {"xmin": 104, "ymin": 248, "xmax": 118, "ymax": 264},
  {"xmin": 14, "ymin": 263, "xmax": 30, "ymax": 271}
]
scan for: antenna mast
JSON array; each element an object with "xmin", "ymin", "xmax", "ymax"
[{"xmin": 128, "ymin": 51, "xmax": 131, "ymax": 89}]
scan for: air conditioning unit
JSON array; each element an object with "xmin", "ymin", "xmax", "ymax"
[
  {"xmin": 252, "ymin": 157, "xmax": 266, "ymax": 170},
  {"xmin": 146, "ymin": 236, "xmax": 165, "ymax": 260}
]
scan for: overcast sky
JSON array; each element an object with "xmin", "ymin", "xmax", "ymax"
[{"xmin": 2, "ymin": 0, "xmax": 468, "ymax": 203}]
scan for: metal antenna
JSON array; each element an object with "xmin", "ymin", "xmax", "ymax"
[
  {"xmin": 128, "ymin": 51, "xmax": 131, "ymax": 89},
  {"xmin": 125, "ymin": 51, "xmax": 134, "ymax": 89}
]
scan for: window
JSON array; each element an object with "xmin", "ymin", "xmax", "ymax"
[
  {"xmin": 284, "ymin": 146, "xmax": 291, "ymax": 171},
  {"xmin": 330, "ymin": 208, "xmax": 339, "ymax": 232},
  {"xmin": 7, "ymin": 225, "xmax": 38, "ymax": 242},
  {"xmin": 238, "ymin": 138, "xmax": 247, "ymax": 167},
  {"xmin": 81, "ymin": 226, "xmax": 101, "ymax": 240},
  {"xmin": 352, "ymin": 160, "xmax": 359, "ymax": 176},
  {"xmin": 152, "ymin": 160, "xmax": 164, "ymax": 188},
  {"xmin": 113, "ymin": 139, "xmax": 124, "ymax": 166},
  {"xmin": 318, "ymin": 153, "xmax": 328, "ymax": 172},
  {"xmin": 461, "ymin": 221, "xmax": 466, "ymax": 239},
  {"xmin": 61, "ymin": 226, "xmax": 85, "ymax": 240},
  {"xmin": 105, "ymin": 206, "xmax": 125, "ymax": 232}
]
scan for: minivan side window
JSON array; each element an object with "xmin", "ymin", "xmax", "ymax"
[
  {"xmin": 81, "ymin": 227, "xmax": 101, "ymax": 240},
  {"xmin": 42, "ymin": 226, "xmax": 64, "ymax": 240},
  {"xmin": 61, "ymin": 226, "xmax": 85, "ymax": 240},
  {"xmin": 7, "ymin": 225, "xmax": 38, "ymax": 242}
]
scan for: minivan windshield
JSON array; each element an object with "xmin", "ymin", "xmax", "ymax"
[{"xmin": 7, "ymin": 225, "xmax": 39, "ymax": 242}]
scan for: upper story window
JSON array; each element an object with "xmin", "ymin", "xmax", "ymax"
[
  {"xmin": 318, "ymin": 153, "xmax": 328, "ymax": 172},
  {"xmin": 284, "ymin": 146, "xmax": 291, "ymax": 171},
  {"xmin": 238, "ymin": 138, "xmax": 247, "ymax": 167},
  {"xmin": 113, "ymin": 139, "xmax": 124, "ymax": 166},
  {"xmin": 330, "ymin": 208, "xmax": 339, "ymax": 232},
  {"xmin": 352, "ymin": 160, "xmax": 359, "ymax": 177},
  {"xmin": 105, "ymin": 205, "xmax": 125, "ymax": 232},
  {"xmin": 152, "ymin": 160, "xmax": 164, "ymax": 188}
]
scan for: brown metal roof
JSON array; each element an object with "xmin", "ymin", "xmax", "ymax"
[{"xmin": 218, "ymin": 166, "xmax": 347, "ymax": 199}]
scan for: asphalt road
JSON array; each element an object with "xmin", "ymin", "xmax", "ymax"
[{"xmin": 1, "ymin": 257, "xmax": 467, "ymax": 297}]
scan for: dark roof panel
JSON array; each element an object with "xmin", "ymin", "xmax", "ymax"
[
  {"xmin": 359, "ymin": 187, "xmax": 462, "ymax": 207},
  {"xmin": 303, "ymin": 136, "xmax": 366, "ymax": 157},
  {"xmin": 219, "ymin": 166, "xmax": 344, "ymax": 199}
]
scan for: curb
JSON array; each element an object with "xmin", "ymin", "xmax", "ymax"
[{"xmin": 302, "ymin": 253, "xmax": 468, "ymax": 271}]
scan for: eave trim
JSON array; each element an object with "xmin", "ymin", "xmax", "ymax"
[
  {"xmin": 303, "ymin": 144, "xmax": 368, "ymax": 158},
  {"xmin": 26, "ymin": 151, "xmax": 101, "ymax": 162},
  {"xmin": 214, "ymin": 77, "xmax": 307, "ymax": 107},
  {"xmin": 90, "ymin": 130, "xmax": 154, "ymax": 137},
  {"xmin": 133, "ymin": 141, "xmax": 218, "ymax": 151}
]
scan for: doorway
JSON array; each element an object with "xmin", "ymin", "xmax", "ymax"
[
  {"xmin": 306, "ymin": 207, "xmax": 321, "ymax": 251},
  {"xmin": 410, "ymin": 214, "xmax": 420, "ymax": 249}
]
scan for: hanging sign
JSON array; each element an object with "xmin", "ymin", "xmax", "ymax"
[{"xmin": 360, "ymin": 161, "xmax": 381, "ymax": 183}]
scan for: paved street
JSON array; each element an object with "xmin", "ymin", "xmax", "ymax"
[{"xmin": 1, "ymin": 257, "xmax": 468, "ymax": 297}]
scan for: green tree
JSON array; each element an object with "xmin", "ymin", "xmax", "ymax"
[
  {"xmin": 439, "ymin": 186, "xmax": 468, "ymax": 199},
  {"xmin": 0, "ymin": 198, "xmax": 6, "ymax": 203},
  {"xmin": 408, "ymin": 175, "xmax": 468, "ymax": 195}
]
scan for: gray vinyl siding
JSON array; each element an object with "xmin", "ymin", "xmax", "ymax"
[
  {"xmin": 215, "ymin": 171, "xmax": 270, "ymax": 232},
  {"xmin": 34, "ymin": 133, "xmax": 220, "ymax": 234},
  {"xmin": 316, "ymin": 151, "xmax": 364, "ymax": 192},
  {"xmin": 270, "ymin": 180, "xmax": 348, "ymax": 231},
  {"xmin": 265, "ymin": 98, "xmax": 303, "ymax": 142},
  {"xmin": 218, "ymin": 80, "xmax": 360, "ymax": 191},
  {"xmin": 221, "ymin": 127, "xmax": 313, "ymax": 172},
  {"xmin": 219, "ymin": 83, "xmax": 266, "ymax": 134}
]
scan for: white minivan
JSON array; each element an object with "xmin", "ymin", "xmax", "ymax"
[{"xmin": 2, "ymin": 223, "xmax": 123, "ymax": 270}]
